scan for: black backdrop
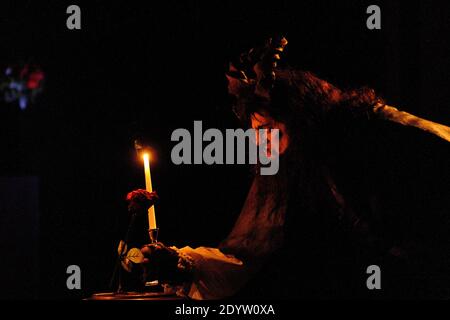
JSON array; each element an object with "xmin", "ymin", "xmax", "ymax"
[{"xmin": 0, "ymin": 0, "xmax": 449, "ymax": 299}]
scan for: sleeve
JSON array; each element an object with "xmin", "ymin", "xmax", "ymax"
[
  {"xmin": 296, "ymin": 71, "xmax": 382, "ymax": 121},
  {"xmin": 169, "ymin": 246, "xmax": 255, "ymax": 300},
  {"xmin": 298, "ymin": 71, "xmax": 450, "ymax": 142}
]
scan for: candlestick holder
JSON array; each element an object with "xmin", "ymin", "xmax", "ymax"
[
  {"xmin": 148, "ymin": 228, "xmax": 159, "ymax": 244},
  {"xmin": 145, "ymin": 228, "xmax": 163, "ymax": 291}
]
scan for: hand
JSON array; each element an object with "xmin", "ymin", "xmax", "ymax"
[
  {"xmin": 126, "ymin": 189, "xmax": 158, "ymax": 214},
  {"xmin": 141, "ymin": 242, "xmax": 179, "ymax": 270},
  {"xmin": 141, "ymin": 242, "xmax": 192, "ymax": 284}
]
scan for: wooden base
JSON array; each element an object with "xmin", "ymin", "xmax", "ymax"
[{"xmin": 86, "ymin": 291, "xmax": 185, "ymax": 300}]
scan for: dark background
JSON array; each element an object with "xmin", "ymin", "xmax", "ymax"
[{"xmin": 0, "ymin": 0, "xmax": 449, "ymax": 299}]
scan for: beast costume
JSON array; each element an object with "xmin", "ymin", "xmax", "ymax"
[{"xmin": 166, "ymin": 37, "xmax": 450, "ymax": 299}]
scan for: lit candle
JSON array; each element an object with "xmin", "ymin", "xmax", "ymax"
[{"xmin": 143, "ymin": 153, "xmax": 157, "ymax": 230}]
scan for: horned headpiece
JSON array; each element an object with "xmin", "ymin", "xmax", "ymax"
[{"xmin": 226, "ymin": 36, "xmax": 288, "ymax": 120}]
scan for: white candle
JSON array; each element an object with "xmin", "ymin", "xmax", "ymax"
[{"xmin": 143, "ymin": 153, "xmax": 157, "ymax": 230}]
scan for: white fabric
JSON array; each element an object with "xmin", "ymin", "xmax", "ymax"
[{"xmin": 171, "ymin": 246, "xmax": 252, "ymax": 300}]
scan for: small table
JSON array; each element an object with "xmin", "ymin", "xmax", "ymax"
[{"xmin": 86, "ymin": 291, "xmax": 186, "ymax": 300}]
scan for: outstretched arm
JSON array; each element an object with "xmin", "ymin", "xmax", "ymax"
[{"xmin": 296, "ymin": 70, "xmax": 450, "ymax": 142}]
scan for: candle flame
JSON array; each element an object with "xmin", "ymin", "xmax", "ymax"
[{"xmin": 143, "ymin": 153, "xmax": 150, "ymax": 162}]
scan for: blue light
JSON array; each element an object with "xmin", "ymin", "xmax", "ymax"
[{"xmin": 19, "ymin": 96, "xmax": 28, "ymax": 110}]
